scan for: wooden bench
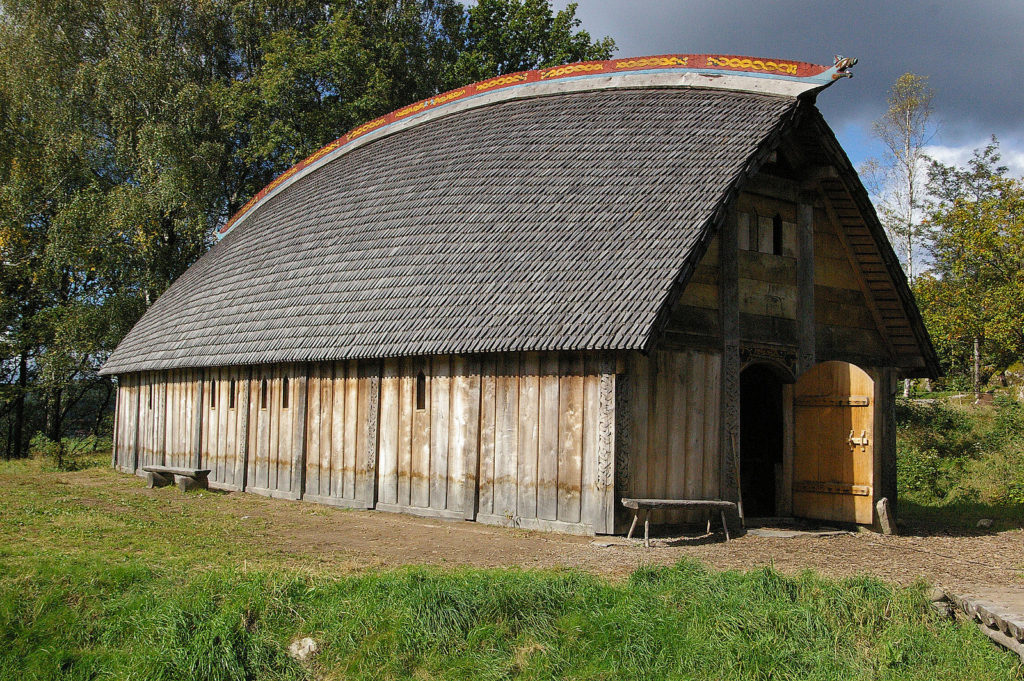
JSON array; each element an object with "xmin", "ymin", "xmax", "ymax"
[
  {"xmin": 622, "ymin": 498, "xmax": 738, "ymax": 547},
  {"xmin": 142, "ymin": 465, "xmax": 211, "ymax": 492}
]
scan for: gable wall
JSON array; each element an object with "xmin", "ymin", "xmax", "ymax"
[{"xmin": 662, "ymin": 173, "xmax": 892, "ymax": 368}]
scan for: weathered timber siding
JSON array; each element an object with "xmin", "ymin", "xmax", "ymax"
[
  {"xmin": 111, "ymin": 352, "xmax": 617, "ymax": 534},
  {"xmin": 620, "ymin": 349, "xmax": 722, "ymax": 526}
]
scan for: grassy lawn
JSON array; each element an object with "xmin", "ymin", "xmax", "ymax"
[{"xmin": 1, "ymin": 456, "xmax": 1021, "ymax": 680}]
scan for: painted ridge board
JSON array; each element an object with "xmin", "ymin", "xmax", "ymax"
[{"xmin": 217, "ymin": 53, "xmax": 857, "ymax": 239}]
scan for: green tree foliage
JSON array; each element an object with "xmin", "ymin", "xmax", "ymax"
[
  {"xmin": 915, "ymin": 140, "xmax": 1024, "ymax": 382},
  {"xmin": 0, "ymin": 0, "xmax": 615, "ymax": 459}
]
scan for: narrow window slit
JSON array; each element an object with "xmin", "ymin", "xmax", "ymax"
[
  {"xmin": 260, "ymin": 377, "xmax": 268, "ymax": 409},
  {"xmin": 210, "ymin": 379, "xmax": 216, "ymax": 408},
  {"xmin": 416, "ymin": 370, "xmax": 426, "ymax": 410},
  {"xmin": 282, "ymin": 376, "xmax": 290, "ymax": 409},
  {"xmin": 229, "ymin": 378, "xmax": 236, "ymax": 409}
]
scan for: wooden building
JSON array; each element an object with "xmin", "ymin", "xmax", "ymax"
[{"xmin": 102, "ymin": 54, "xmax": 938, "ymax": 534}]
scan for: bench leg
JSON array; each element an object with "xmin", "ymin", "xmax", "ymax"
[
  {"xmin": 626, "ymin": 512, "xmax": 640, "ymax": 540},
  {"xmin": 175, "ymin": 475, "xmax": 206, "ymax": 492},
  {"xmin": 146, "ymin": 471, "xmax": 171, "ymax": 489},
  {"xmin": 721, "ymin": 510, "xmax": 730, "ymax": 541},
  {"xmin": 644, "ymin": 510, "xmax": 651, "ymax": 549}
]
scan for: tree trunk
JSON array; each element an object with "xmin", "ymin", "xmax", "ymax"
[
  {"xmin": 46, "ymin": 386, "xmax": 63, "ymax": 469},
  {"xmin": 903, "ymin": 378, "xmax": 911, "ymax": 398},
  {"xmin": 12, "ymin": 351, "xmax": 28, "ymax": 459},
  {"xmin": 973, "ymin": 335, "xmax": 981, "ymax": 398}
]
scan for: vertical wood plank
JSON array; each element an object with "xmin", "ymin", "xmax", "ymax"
[
  {"xmin": 581, "ymin": 356, "xmax": 600, "ymax": 529},
  {"xmin": 536, "ymin": 352, "xmax": 560, "ymax": 521},
  {"xmin": 780, "ymin": 382, "xmax": 794, "ymax": 515},
  {"xmin": 396, "ymin": 358, "xmax": 413, "ymax": 506},
  {"xmin": 330, "ymin": 362, "xmax": 345, "ymax": 499},
  {"xmin": 378, "ymin": 358, "xmax": 400, "ymax": 505},
  {"xmin": 268, "ymin": 370, "xmax": 280, "ymax": 490},
  {"xmin": 685, "ymin": 352, "xmax": 705, "ymax": 503},
  {"xmin": 557, "ymin": 353, "xmax": 584, "ymax": 524},
  {"xmin": 720, "ymin": 208, "xmax": 741, "ymax": 504},
  {"xmin": 458, "ymin": 357, "xmax": 481, "ymax": 520},
  {"xmin": 477, "ymin": 358, "xmax": 497, "ymax": 516},
  {"xmin": 411, "ymin": 358, "xmax": 431, "ymax": 508},
  {"xmin": 666, "ymin": 353, "xmax": 688, "ymax": 524},
  {"xmin": 702, "ymin": 353, "xmax": 722, "ymax": 499},
  {"xmin": 306, "ymin": 365, "xmax": 321, "ymax": 497},
  {"xmin": 517, "ymin": 352, "xmax": 540, "ymax": 520},
  {"xmin": 493, "ymin": 354, "xmax": 519, "ymax": 518},
  {"xmin": 343, "ymin": 361, "xmax": 358, "ymax": 499},
  {"xmin": 629, "ymin": 353, "xmax": 650, "ymax": 500},
  {"xmin": 429, "ymin": 356, "xmax": 451, "ymax": 510},
  {"xmin": 237, "ymin": 368, "xmax": 251, "ymax": 490}
]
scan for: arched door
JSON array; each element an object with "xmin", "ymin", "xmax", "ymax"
[{"xmin": 793, "ymin": 361, "xmax": 874, "ymax": 524}]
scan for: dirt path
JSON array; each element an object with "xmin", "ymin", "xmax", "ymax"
[
  {"xmin": 210, "ymin": 489, "xmax": 1023, "ymax": 590},
  {"xmin": 55, "ymin": 467, "xmax": 1024, "ymax": 590}
]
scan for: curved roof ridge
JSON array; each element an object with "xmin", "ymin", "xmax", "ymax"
[{"xmin": 217, "ymin": 53, "xmax": 856, "ymax": 238}]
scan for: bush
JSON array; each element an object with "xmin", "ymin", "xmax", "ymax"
[
  {"xmin": 29, "ymin": 434, "xmax": 108, "ymax": 471},
  {"xmin": 895, "ymin": 399, "xmax": 981, "ymax": 460}
]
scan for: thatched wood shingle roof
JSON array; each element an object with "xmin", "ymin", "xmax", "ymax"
[{"xmin": 102, "ymin": 86, "xmax": 798, "ymax": 374}]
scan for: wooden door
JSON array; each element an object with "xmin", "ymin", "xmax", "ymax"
[{"xmin": 793, "ymin": 361, "xmax": 874, "ymax": 524}]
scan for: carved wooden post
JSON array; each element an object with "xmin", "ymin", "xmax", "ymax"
[
  {"xmin": 594, "ymin": 353, "xmax": 617, "ymax": 534},
  {"xmin": 797, "ymin": 195, "xmax": 816, "ymax": 375},
  {"xmin": 720, "ymin": 209, "xmax": 741, "ymax": 503},
  {"xmin": 362, "ymin": 361, "xmax": 381, "ymax": 509}
]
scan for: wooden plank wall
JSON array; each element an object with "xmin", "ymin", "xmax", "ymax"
[
  {"xmin": 302, "ymin": 360, "xmax": 376, "ymax": 508},
  {"xmin": 112, "ymin": 352, "xmax": 617, "ymax": 535},
  {"xmin": 245, "ymin": 364, "xmax": 302, "ymax": 500},
  {"xmin": 200, "ymin": 367, "xmax": 248, "ymax": 491},
  {"xmin": 475, "ymin": 351, "xmax": 615, "ymax": 534},
  {"xmin": 113, "ymin": 375, "xmax": 139, "ymax": 472},
  {"xmin": 375, "ymin": 355, "xmax": 479, "ymax": 520},
  {"xmin": 623, "ymin": 349, "xmax": 722, "ymax": 525}
]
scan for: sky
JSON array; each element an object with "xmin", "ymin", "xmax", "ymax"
[{"xmin": 551, "ymin": 0, "xmax": 1024, "ymax": 177}]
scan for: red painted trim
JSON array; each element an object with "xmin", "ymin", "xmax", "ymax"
[{"xmin": 219, "ymin": 54, "xmax": 832, "ymax": 236}]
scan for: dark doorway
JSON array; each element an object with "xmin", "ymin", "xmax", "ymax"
[{"xmin": 740, "ymin": 364, "xmax": 785, "ymax": 517}]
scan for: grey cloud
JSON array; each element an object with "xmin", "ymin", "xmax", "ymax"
[{"xmin": 555, "ymin": 0, "xmax": 1024, "ymax": 154}]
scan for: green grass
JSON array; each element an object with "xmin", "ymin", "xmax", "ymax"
[
  {"xmin": 2, "ymin": 558, "xmax": 1019, "ymax": 680},
  {"xmin": 1, "ymin": 455, "xmax": 1021, "ymax": 680},
  {"xmin": 896, "ymin": 397, "xmax": 1024, "ymax": 531}
]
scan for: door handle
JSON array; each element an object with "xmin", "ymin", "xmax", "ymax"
[{"xmin": 847, "ymin": 430, "xmax": 869, "ymax": 450}]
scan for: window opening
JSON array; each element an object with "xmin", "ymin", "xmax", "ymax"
[
  {"xmin": 148, "ymin": 383, "xmax": 152, "ymax": 409},
  {"xmin": 282, "ymin": 376, "xmax": 290, "ymax": 409},
  {"xmin": 260, "ymin": 377, "xmax": 268, "ymax": 409},
  {"xmin": 229, "ymin": 378, "xmax": 236, "ymax": 409},
  {"xmin": 416, "ymin": 370, "xmax": 426, "ymax": 410},
  {"xmin": 210, "ymin": 379, "xmax": 216, "ymax": 408}
]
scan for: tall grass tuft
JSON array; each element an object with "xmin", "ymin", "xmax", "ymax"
[{"xmin": 0, "ymin": 558, "xmax": 1018, "ymax": 680}]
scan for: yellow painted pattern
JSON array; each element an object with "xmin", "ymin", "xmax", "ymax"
[
  {"xmin": 475, "ymin": 73, "xmax": 528, "ymax": 91},
  {"xmin": 614, "ymin": 56, "xmax": 688, "ymax": 69},
  {"xmin": 540, "ymin": 63, "xmax": 604, "ymax": 79},
  {"xmin": 346, "ymin": 117, "xmax": 387, "ymax": 141},
  {"xmin": 705, "ymin": 56, "xmax": 798, "ymax": 76},
  {"xmin": 395, "ymin": 89, "xmax": 466, "ymax": 119}
]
